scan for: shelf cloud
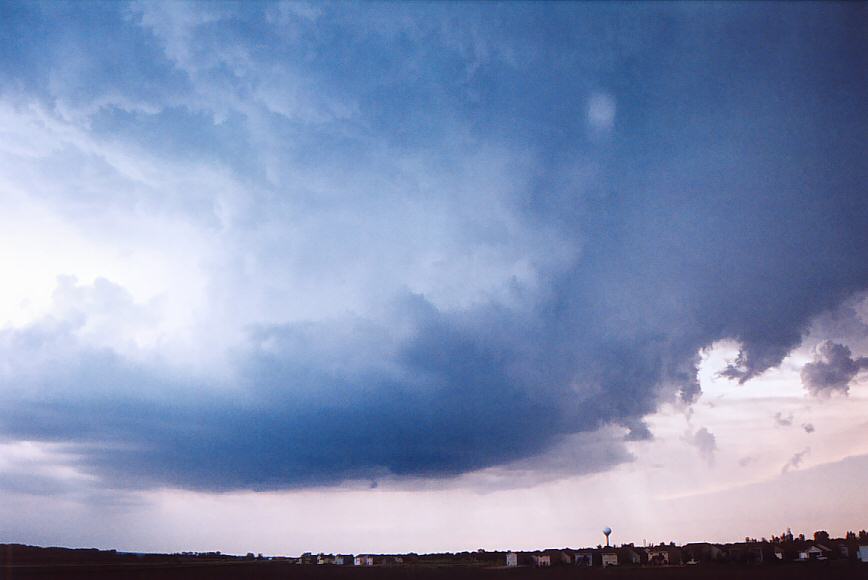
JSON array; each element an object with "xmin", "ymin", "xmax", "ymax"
[{"xmin": 0, "ymin": 2, "xmax": 866, "ymax": 492}]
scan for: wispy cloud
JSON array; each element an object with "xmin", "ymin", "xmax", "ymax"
[
  {"xmin": 587, "ymin": 93, "xmax": 616, "ymax": 132},
  {"xmin": 782, "ymin": 448, "xmax": 810, "ymax": 474},
  {"xmin": 685, "ymin": 427, "xmax": 718, "ymax": 466},
  {"xmin": 774, "ymin": 412, "xmax": 794, "ymax": 427}
]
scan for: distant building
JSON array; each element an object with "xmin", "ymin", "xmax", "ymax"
[
  {"xmin": 574, "ymin": 549, "xmax": 595, "ymax": 567},
  {"xmin": 647, "ymin": 545, "xmax": 683, "ymax": 566},
  {"xmin": 334, "ymin": 555, "xmax": 353, "ymax": 566},
  {"xmin": 601, "ymin": 550, "xmax": 618, "ymax": 567},
  {"xmin": 543, "ymin": 550, "xmax": 572, "ymax": 566},
  {"xmin": 354, "ymin": 555, "xmax": 374, "ymax": 566},
  {"xmin": 532, "ymin": 553, "xmax": 551, "ymax": 567},
  {"xmin": 858, "ymin": 545, "xmax": 868, "ymax": 562},
  {"xmin": 683, "ymin": 542, "xmax": 725, "ymax": 562},
  {"xmin": 506, "ymin": 552, "xmax": 534, "ymax": 567},
  {"xmin": 727, "ymin": 542, "xmax": 775, "ymax": 564},
  {"xmin": 298, "ymin": 552, "xmax": 314, "ymax": 565},
  {"xmin": 799, "ymin": 544, "xmax": 831, "ymax": 561},
  {"xmin": 617, "ymin": 546, "xmax": 644, "ymax": 565}
]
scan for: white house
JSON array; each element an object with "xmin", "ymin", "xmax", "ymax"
[
  {"xmin": 858, "ymin": 545, "xmax": 868, "ymax": 563},
  {"xmin": 354, "ymin": 555, "xmax": 374, "ymax": 566},
  {"xmin": 506, "ymin": 552, "xmax": 518, "ymax": 567},
  {"xmin": 799, "ymin": 545, "xmax": 830, "ymax": 561}
]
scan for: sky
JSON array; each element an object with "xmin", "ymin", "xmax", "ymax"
[{"xmin": 0, "ymin": 0, "xmax": 867, "ymax": 555}]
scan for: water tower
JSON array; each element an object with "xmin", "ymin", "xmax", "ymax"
[{"xmin": 603, "ymin": 527, "xmax": 612, "ymax": 547}]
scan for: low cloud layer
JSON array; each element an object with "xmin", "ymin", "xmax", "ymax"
[{"xmin": 0, "ymin": 3, "xmax": 866, "ymax": 492}]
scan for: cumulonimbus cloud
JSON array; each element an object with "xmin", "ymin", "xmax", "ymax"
[{"xmin": 0, "ymin": 2, "xmax": 866, "ymax": 491}]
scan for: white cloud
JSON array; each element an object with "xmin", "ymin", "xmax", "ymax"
[{"xmin": 587, "ymin": 92, "xmax": 616, "ymax": 132}]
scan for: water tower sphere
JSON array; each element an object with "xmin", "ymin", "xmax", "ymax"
[{"xmin": 603, "ymin": 527, "xmax": 612, "ymax": 535}]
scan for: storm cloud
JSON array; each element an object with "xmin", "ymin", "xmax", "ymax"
[
  {"xmin": 0, "ymin": 2, "xmax": 866, "ymax": 491},
  {"xmin": 801, "ymin": 341, "xmax": 868, "ymax": 397}
]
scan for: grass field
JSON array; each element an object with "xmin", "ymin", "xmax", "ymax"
[{"xmin": 2, "ymin": 561, "xmax": 864, "ymax": 580}]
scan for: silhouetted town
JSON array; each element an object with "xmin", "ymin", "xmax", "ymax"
[
  {"xmin": 247, "ymin": 528, "xmax": 868, "ymax": 568},
  {"xmin": 3, "ymin": 528, "xmax": 867, "ymax": 578}
]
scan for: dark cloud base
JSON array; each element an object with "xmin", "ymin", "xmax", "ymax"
[{"xmin": 0, "ymin": 3, "xmax": 866, "ymax": 491}]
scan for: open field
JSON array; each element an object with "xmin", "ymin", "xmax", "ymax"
[{"xmin": 2, "ymin": 561, "xmax": 864, "ymax": 580}]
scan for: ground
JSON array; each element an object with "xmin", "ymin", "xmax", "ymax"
[{"xmin": 1, "ymin": 562, "xmax": 864, "ymax": 580}]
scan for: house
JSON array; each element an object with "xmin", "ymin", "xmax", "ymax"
[
  {"xmin": 334, "ymin": 555, "xmax": 353, "ymax": 566},
  {"xmin": 647, "ymin": 545, "xmax": 683, "ymax": 566},
  {"xmin": 532, "ymin": 553, "xmax": 551, "ymax": 567},
  {"xmin": 543, "ymin": 550, "xmax": 572, "ymax": 566},
  {"xmin": 814, "ymin": 542, "xmax": 833, "ymax": 556},
  {"xmin": 316, "ymin": 554, "xmax": 333, "ymax": 565},
  {"xmin": 601, "ymin": 550, "xmax": 618, "ymax": 567},
  {"xmin": 573, "ymin": 549, "xmax": 595, "ymax": 567},
  {"xmin": 858, "ymin": 545, "xmax": 868, "ymax": 562},
  {"xmin": 726, "ymin": 542, "xmax": 774, "ymax": 564},
  {"xmin": 506, "ymin": 552, "xmax": 534, "ymax": 567},
  {"xmin": 354, "ymin": 555, "xmax": 375, "ymax": 566},
  {"xmin": 799, "ymin": 543, "xmax": 831, "ymax": 561},
  {"xmin": 617, "ymin": 546, "xmax": 644, "ymax": 565},
  {"xmin": 683, "ymin": 542, "xmax": 725, "ymax": 562},
  {"xmin": 836, "ymin": 543, "xmax": 850, "ymax": 559}
]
